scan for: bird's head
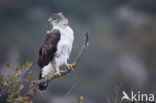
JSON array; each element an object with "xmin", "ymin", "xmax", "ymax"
[{"xmin": 48, "ymin": 12, "xmax": 68, "ymax": 26}]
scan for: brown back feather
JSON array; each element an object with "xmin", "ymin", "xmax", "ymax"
[{"xmin": 37, "ymin": 29, "xmax": 61, "ymax": 69}]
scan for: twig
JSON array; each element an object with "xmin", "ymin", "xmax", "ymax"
[
  {"xmin": 26, "ymin": 32, "xmax": 89, "ymax": 98},
  {"xmin": 114, "ymin": 83, "xmax": 124, "ymax": 103},
  {"xmin": 0, "ymin": 88, "xmax": 8, "ymax": 97},
  {"xmin": 63, "ymin": 83, "xmax": 76, "ymax": 97}
]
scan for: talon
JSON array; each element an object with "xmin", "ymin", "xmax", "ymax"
[
  {"xmin": 65, "ymin": 64, "xmax": 75, "ymax": 71},
  {"xmin": 54, "ymin": 70, "xmax": 64, "ymax": 77}
]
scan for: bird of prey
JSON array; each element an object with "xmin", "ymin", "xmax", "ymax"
[{"xmin": 37, "ymin": 12, "xmax": 74, "ymax": 90}]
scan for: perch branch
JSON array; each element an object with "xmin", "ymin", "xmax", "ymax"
[{"xmin": 26, "ymin": 32, "xmax": 89, "ymax": 98}]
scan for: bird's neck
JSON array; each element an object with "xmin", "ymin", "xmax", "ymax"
[
  {"xmin": 52, "ymin": 23, "xmax": 68, "ymax": 30},
  {"xmin": 52, "ymin": 20, "xmax": 68, "ymax": 28}
]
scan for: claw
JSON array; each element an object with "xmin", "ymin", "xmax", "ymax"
[
  {"xmin": 65, "ymin": 64, "xmax": 75, "ymax": 71},
  {"xmin": 54, "ymin": 70, "xmax": 64, "ymax": 77}
]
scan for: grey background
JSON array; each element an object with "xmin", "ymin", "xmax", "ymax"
[{"xmin": 0, "ymin": 0, "xmax": 156, "ymax": 103}]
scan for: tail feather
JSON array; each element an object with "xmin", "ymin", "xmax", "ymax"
[{"xmin": 39, "ymin": 71, "xmax": 48, "ymax": 91}]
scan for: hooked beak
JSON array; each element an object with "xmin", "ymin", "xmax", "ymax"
[{"xmin": 48, "ymin": 18, "xmax": 52, "ymax": 22}]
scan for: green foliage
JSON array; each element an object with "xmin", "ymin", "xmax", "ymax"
[
  {"xmin": 6, "ymin": 64, "xmax": 13, "ymax": 68},
  {"xmin": 0, "ymin": 62, "xmax": 33, "ymax": 103},
  {"xmin": 26, "ymin": 76, "xmax": 33, "ymax": 81},
  {"xmin": 7, "ymin": 94, "xmax": 32, "ymax": 103},
  {"xmin": 73, "ymin": 100, "xmax": 78, "ymax": 103}
]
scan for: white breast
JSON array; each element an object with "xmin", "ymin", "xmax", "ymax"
[
  {"xmin": 42, "ymin": 25, "xmax": 74, "ymax": 78},
  {"xmin": 53, "ymin": 26, "xmax": 74, "ymax": 67}
]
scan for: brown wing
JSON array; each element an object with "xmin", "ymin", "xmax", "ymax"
[{"xmin": 37, "ymin": 29, "xmax": 61, "ymax": 68}]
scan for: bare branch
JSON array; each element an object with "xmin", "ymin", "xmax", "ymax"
[
  {"xmin": 0, "ymin": 88, "xmax": 8, "ymax": 97},
  {"xmin": 26, "ymin": 32, "xmax": 89, "ymax": 98}
]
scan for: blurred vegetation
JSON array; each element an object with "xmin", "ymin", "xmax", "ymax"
[
  {"xmin": 0, "ymin": 0, "xmax": 156, "ymax": 103},
  {"xmin": 0, "ymin": 62, "xmax": 33, "ymax": 103}
]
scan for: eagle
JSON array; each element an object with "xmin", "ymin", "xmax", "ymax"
[{"xmin": 37, "ymin": 12, "xmax": 74, "ymax": 90}]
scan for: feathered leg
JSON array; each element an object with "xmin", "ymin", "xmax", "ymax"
[{"xmin": 38, "ymin": 71, "xmax": 48, "ymax": 91}]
